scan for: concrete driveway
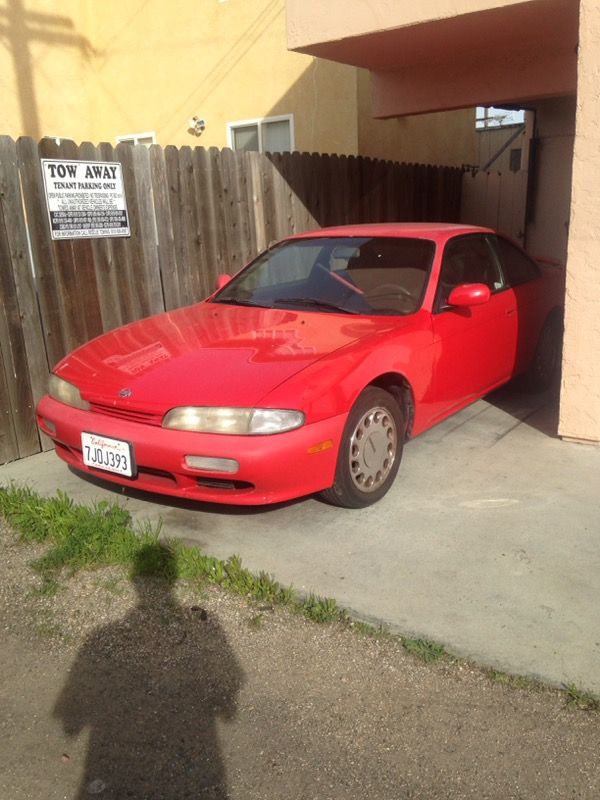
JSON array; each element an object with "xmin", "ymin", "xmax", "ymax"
[{"xmin": 2, "ymin": 384, "xmax": 599, "ymax": 693}]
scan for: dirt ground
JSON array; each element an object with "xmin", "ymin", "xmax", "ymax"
[{"xmin": 1, "ymin": 521, "xmax": 599, "ymax": 800}]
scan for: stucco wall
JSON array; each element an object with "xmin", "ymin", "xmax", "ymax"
[
  {"xmin": 356, "ymin": 70, "xmax": 477, "ymax": 167},
  {"xmin": 559, "ymin": 0, "xmax": 600, "ymax": 443},
  {"xmin": 0, "ymin": 0, "xmax": 360, "ymax": 155},
  {"xmin": 1, "ymin": 0, "xmax": 479, "ymax": 164},
  {"xmin": 287, "ymin": 0, "xmax": 534, "ymax": 50},
  {"xmin": 526, "ymin": 97, "xmax": 575, "ymax": 267},
  {"xmin": 0, "ymin": 0, "xmax": 94, "ymax": 142},
  {"xmin": 86, "ymin": 0, "xmax": 360, "ymax": 154}
]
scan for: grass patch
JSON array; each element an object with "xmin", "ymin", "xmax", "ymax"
[
  {"xmin": 28, "ymin": 577, "xmax": 60, "ymax": 599},
  {"xmin": 2, "ymin": 484, "xmax": 598, "ymax": 713},
  {"xmin": 351, "ymin": 621, "xmax": 392, "ymax": 639},
  {"xmin": 563, "ymin": 683, "xmax": 600, "ymax": 711},
  {"xmin": 402, "ymin": 637, "xmax": 447, "ymax": 663},
  {"xmin": 302, "ymin": 594, "xmax": 346, "ymax": 624},
  {"xmin": 487, "ymin": 669, "xmax": 540, "ymax": 691},
  {"xmin": 0, "ymin": 485, "xmax": 160, "ymax": 578},
  {"xmin": 0, "ymin": 484, "xmax": 346, "ymax": 626}
]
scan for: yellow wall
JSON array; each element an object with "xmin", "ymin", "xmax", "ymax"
[
  {"xmin": 86, "ymin": 0, "xmax": 359, "ymax": 154},
  {"xmin": 0, "ymin": 0, "xmax": 93, "ymax": 143},
  {"xmin": 0, "ymin": 0, "xmax": 360, "ymax": 154},
  {"xmin": 1, "ymin": 0, "xmax": 477, "ymax": 166}
]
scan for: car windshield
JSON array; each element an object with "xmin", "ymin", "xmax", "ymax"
[{"xmin": 212, "ymin": 236, "xmax": 436, "ymax": 316}]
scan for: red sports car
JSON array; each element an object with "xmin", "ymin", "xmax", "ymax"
[{"xmin": 37, "ymin": 223, "xmax": 564, "ymax": 508}]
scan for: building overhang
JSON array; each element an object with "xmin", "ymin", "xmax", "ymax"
[{"xmin": 287, "ymin": 0, "xmax": 579, "ymax": 116}]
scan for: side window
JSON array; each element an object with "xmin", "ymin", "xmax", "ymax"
[
  {"xmin": 436, "ymin": 235, "xmax": 503, "ymax": 310},
  {"xmin": 228, "ymin": 115, "xmax": 294, "ymax": 154},
  {"xmin": 492, "ymin": 237, "xmax": 540, "ymax": 287}
]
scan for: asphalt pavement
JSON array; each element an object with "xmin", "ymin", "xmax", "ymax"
[{"xmin": 2, "ymin": 383, "xmax": 599, "ymax": 693}]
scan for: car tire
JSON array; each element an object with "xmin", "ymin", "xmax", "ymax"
[
  {"xmin": 527, "ymin": 310, "xmax": 563, "ymax": 391},
  {"xmin": 320, "ymin": 386, "xmax": 404, "ymax": 509}
]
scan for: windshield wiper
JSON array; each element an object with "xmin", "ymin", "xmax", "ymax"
[
  {"xmin": 273, "ymin": 297, "xmax": 359, "ymax": 315},
  {"xmin": 211, "ymin": 297, "xmax": 269, "ymax": 308}
]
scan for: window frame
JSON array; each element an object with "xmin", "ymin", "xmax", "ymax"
[
  {"xmin": 434, "ymin": 233, "xmax": 507, "ymax": 314},
  {"xmin": 226, "ymin": 114, "xmax": 295, "ymax": 154},
  {"xmin": 116, "ymin": 132, "xmax": 157, "ymax": 146}
]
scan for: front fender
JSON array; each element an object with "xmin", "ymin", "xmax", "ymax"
[{"xmin": 259, "ymin": 316, "xmax": 435, "ymax": 426}]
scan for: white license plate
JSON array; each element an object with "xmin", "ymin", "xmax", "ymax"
[{"xmin": 81, "ymin": 432, "xmax": 135, "ymax": 477}]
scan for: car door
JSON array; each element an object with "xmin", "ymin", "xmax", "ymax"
[
  {"xmin": 489, "ymin": 234, "xmax": 547, "ymax": 374},
  {"xmin": 429, "ymin": 234, "xmax": 518, "ymax": 420}
]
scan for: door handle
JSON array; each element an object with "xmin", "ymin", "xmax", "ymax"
[{"xmin": 506, "ymin": 308, "xmax": 516, "ymax": 317}]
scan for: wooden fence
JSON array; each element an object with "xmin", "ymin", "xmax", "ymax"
[{"xmin": 0, "ymin": 135, "xmax": 463, "ymax": 464}]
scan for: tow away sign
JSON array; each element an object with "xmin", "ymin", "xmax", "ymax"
[{"xmin": 41, "ymin": 159, "xmax": 130, "ymax": 240}]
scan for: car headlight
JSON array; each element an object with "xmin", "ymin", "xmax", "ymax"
[
  {"xmin": 48, "ymin": 374, "xmax": 90, "ymax": 411},
  {"xmin": 162, "ymin": 407, "xmax": 305, "ymax": 435}
]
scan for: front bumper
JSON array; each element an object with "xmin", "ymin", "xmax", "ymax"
[{"xmin": 37, "ymin": 396, "xmax": 345, "ymax": 505}]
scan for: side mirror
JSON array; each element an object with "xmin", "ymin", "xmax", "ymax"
[
  {"xmin": 447, "ymin": 283, "xmax": 491, "ymax": 308},
  {"xmin": 216, "ymin": 274, "xmax": 232, "ymax": 290}
]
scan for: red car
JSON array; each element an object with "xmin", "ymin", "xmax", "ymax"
[{"xmin": 37, "ymin": 223, "xmax": 563, "ymax": 508}]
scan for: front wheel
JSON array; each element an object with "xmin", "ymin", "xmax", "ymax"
[{"xmin": 320, "ymin": 387, "xmax": 404, "ymax": 508}]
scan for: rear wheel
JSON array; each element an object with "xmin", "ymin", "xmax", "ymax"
[
  {"xmin": 527, "ymin": 311, "xmax": 563, "ymax": 391},
  {"xmin": 320, "ymin": 387, "xmax": 404, "ymax": 508}
]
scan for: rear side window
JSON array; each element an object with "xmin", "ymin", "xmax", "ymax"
[{"xmin": 493, "ymin": 237, "xmax": 540, "ymax": 287}]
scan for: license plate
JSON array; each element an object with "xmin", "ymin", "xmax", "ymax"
[{"xmin": 81, "ymin": 432, "xmax": 136, "ymax": 477}]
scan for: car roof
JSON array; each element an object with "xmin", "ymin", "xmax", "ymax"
[{"xmin": 287, "ymin": 222, "xmax": 494, "ymax": 243}]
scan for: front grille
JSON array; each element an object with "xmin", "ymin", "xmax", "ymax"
[
  {"xmin": 197, "ymin": 477, "xmax": 254, "ymax": 491},
  {"xmin": 90, "ymin": 403, "xmax": 162, "ymax": 427}
]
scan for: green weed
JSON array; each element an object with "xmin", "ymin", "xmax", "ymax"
[
  {"xmin": 0, "ymin": 486, "xmax": 161, "ymax": 582},
  {"xmin": 563, "ymin": 683, "xmax": 600, "ymax": 711},
  {"xmin": 302, "ymin": 594, "xmax": 345, "ymax": 624},
  {"xmin": 402, "ymin": 637, "xmax": 447, "ymax": 663},
  {"xmin": 351, "ymin": 620, "xmax": 391, "ymax": 639},
  {"xmin": 488, "ymin": 669, "xmax": 538, "ymax": 691},
  {"xmin": 28, "ymin": 577, "xmax": 60, "ymax": 598},
  {"xmin": 0, "ymin": 486, "xmax": 336, "ymax": 623}
]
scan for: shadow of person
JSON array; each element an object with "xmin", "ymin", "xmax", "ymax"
[{"xmin": 53, "ymin": 544, "xmax": 244, "ymax": 799}]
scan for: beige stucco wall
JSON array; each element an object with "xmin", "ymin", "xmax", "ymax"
[
  {"xmin": 526, "ymin": 97, "xmax": 575, "ymax": 267},
  {"xmin": 287, "ymin": 0, "xmax": 534, "ymax": 50},
  {"xmin": 287, "ymin": 0, "xmax": 577, "ymax": 119},
  {"xmin": 370, "ymin": 46, "xmax": 575, "ymax": 118},
  {"xmin": 559, "ymin": 0, "xmax": 600, "ymax": 443},
  {"xmin": 356, "ymin": 71, "xmax": 476, "ymax": 167}
]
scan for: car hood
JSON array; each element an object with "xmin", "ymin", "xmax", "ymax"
[{"xmin": 55, "ymin": 302, "xmax": 404, "ymax": 413}]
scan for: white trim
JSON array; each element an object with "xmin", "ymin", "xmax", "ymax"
[
  {"xmin": 116, "ymin": 131, "xmax": 157, "ymax": 146},
  {"xmin": 226, "ymin": 114, "xmax": 294, "ymax": 152}
]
